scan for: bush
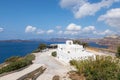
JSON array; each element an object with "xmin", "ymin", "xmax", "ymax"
[
  {"xmin": 116, "ymin": 46, "xmax": 120, "ymax": 58},
  {"xmin": 69, "ymin": 59, "xmax": 77, "ymax": 66},
  {"xmin": 0, "ymin": 54, "xmax": 35, "ymax": 74},
  {"xmin": 32, "ymin": 43, "xmax": 47, "ymax": 53},
  {"xmin": 81, "ymin": 42, "xmax": 89, "ymax": 48},
  {"xmin": 24, "ymin": 54, "xmax": 35, "ymax": 61},
  {"xmin": 73, "ymin": 40, "xmax": 88, "ymax": 48},
  {"xmin": 5, "ymin": 56, "xmax": 21, "ymax": 63},
  {"xmin": 38, "ymin": 43, "xmax": 47, "ymax": 50},
  {"xmin": 52, "ymin": 75, "xmax": 60, "ymax": 80},
  {"xmin": 0, "ymin": 59, "xmax": 30, "ymax": 74},
  {"xmin": 51, "ymin": 51, "xmax": 57, "ymax": 57},
  {"xmin": 70, "ymin": 56, "xmax": 120, "ymax": 80},
  {"xmin": 73, "ymin": 40, "xmax": 81, "ymax": 45},
  {"xmin": 32, "ymin": 49, "xmax": 41, "ymax": 53}
]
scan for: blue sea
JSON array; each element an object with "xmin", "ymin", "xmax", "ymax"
[
  {"xmin": 0, "ymin": 41, "xmax": 107, "ymax": 64},
  {"xmin": 0, "ymin": 41, "xmax": 62, "ymax": 64},
  {"xmin": 89, "ymin": 42, "xmax": 107, "ymax": 48}
]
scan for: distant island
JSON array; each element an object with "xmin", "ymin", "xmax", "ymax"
[
  {"xmin": 0, "ymin": 39, "xmax": 32, "ymax": 42},
  {"xmin": 0, "ymin": 34, "xmax": 120, "ymax": 51}
]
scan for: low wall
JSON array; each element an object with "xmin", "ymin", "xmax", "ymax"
[{"xmin": 17, "ymin": 66, "xmax": 46, "ymax": 80}]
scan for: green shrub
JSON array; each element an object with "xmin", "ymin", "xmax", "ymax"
[
  {"xmin": 38, "ymin": 43, "xmax": 47, "ymax": 50},
  {"xmin": 5, "ymin": 56, "xmax": 21, "ymax": 63},
  {"xmin": 73, "ymin": 40, "xmax": 81, "ymax": 45},
  {"xmin": 32, "ymin": 43, "xmax": 47, "ymax": 53},
  {"xmin": 69, "ymin": 59, "xmax": 77, "ymax": 66},
  {"xmin": 51, "ymin": 51, "xmax": 57, "ymax": 57},
  {"xmin": 0, "ymin": 59, "xmax": 29, "ymax": 74},
  {"xmin": 116, "ymin": 46, "xmax": 120, "ymax": 58},
  {"xmin": 70, "ymin": 56, "xmax": 120, "ymax": 80},
  {"xmin": 32, "ymin": 49, "xmax": 41, "ymax": 53},
  {"xmin": 0, "ymin": 54, "xmax": 35, "ymax": 74},
  {"xmin": 73, "ymin": 40, "xmax": 89, "ymax": 48},
  {"xmin": 24, "ymin": 54, "xmax": 35, "ymax": 61}
]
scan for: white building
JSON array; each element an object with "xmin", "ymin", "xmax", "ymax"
[{"xmin": 57, "ymin": 40, "xmax": 95, "ymax": 62}]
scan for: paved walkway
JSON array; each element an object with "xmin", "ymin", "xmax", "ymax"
[
  {"xmin": 0, "ymin": 64, "xmax": 43, "ymax": 80},
  {"xmin": 34, "ymin": 49, "xmax": 71, "ymax": 80},
  {"xmin": 0, "ymin": 49, "xmax": 71, "ymax": 80}
]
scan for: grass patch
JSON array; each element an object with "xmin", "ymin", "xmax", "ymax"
[
  {"xmin": 0, "ymin": 54, "xmax": 35, "ymax": 74},
  {"xmin": 69, "ymin": 56, "xmax": 120, "ymax": 80}
]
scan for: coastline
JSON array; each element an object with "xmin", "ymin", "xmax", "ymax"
[
  {"xmin": 0, "ymin": 47, "xmax": 117, "ymax": 80},
  {"xmin": 0, "ymin": 43, "xmax": 116, "ymax": 69},
  {"xmin": 0, "ymin": 41, "xmax": 117, "ymax": 80},
  {"xmin": 0, "ymin": 49, "xmax": 72, "ymax": 80},
  {"xmin": 0, "ymin": 41, "xmax": 64, "ymax": 64}
]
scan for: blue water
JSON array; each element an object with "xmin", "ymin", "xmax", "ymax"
[
  {"xmin": 89, "ymin": 42, "xmax": 107, "ymax": 48},
  {"xmin": 0, "ymin": 41, "xmax": 107, "ymax": 64},
  {"xmin": 0, "ymin": 41, "xmax": 62, "ymax": 63}
]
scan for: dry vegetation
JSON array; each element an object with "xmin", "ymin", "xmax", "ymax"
[
  {"xmin": 69, "ymin": 56, "xmax": 120, "ymax": 80},
  {"xmin": 87, "ymin": 47, "xmax": 116, "ymax": 53},
  {"xmin": 0, "ymin": 54, "xmax": 35, "ymax": 74},
  {"xmin": 52, "ymin": 75, "xmax": 60, "ymax": 80}
]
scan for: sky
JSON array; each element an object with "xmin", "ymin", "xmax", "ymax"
[{"xmin": 0, "ymin": 0, "xmax": 120, "ymax": 40}]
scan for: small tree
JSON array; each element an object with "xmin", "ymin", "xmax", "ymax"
[
  {"xmin": 51, "ymin": 51, "xmax": 57, "ymax": 57},
  {"xmin": 116, "ymin": 46, "xmax": 120, "ymax": 58},
  {"xmin": 38, "ymin": 43, "xmax": 47, "ymax": 50},
  {"xmin": 73, "ymin": 40, "xmax": 88, "ymax": 48},
  {"xmin": 73, "ymin": 40, "xmax": 81, "ymax": 45},
  {"xmin": 82, "ymin": 42, "xmax": 89, "ymax": 48}
]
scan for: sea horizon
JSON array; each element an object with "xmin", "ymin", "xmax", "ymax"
[{"xmin": 0, "ymin": 41, "xmax": 107, "ymax": 64}]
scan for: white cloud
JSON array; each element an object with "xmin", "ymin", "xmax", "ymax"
[
  {"xmin": 64, "ymin": 30, "xmax": 79, "ymax": 35},
  {"xmin": 47, "ymin": 29, "xmax": 54, "ymax": 34},
  {"xmin": 60, "ymin": 0, "xmax": 86, "ymax": 8},
  {"xmin": 25, "ymin": 25, "xmax": 56, "ymax": 35},
  {"xmin": 98, "ymin": 8, "xmax": 120, "ymax": 28},
  {"xmin": 25, "ymin": 26, "xmax": 36, "ymax": 33},
  {"xmin": 36, "ymin": 29, "xmax": 45, "ymax": 34},
  {"xmin": 63, "ymin": 23, "xmax": 81, "ymax": 35},
  {"xmin": 65, "ymin": 23, "xmax": 115, "ymax": 36},
  {"xmin": 0, "ymin": 27, "xmax": 4, "ymax": 32},
  {"xmin": 58, "ymin": 30, "xmax": 63, "ymax": 34},
  {"xmin": 82, "ymin": 26, "xmax": 95, "ymax": 33},
  {"xmin": 60, "ymin": 0, "xmax": 119, "ymax": 18},
  {"xmin": 56, "ymin": 26, "xmax": 61, "ymax": 29},
  {"xmin": 64, "ymin": 23, "xmax": 96, "ymax": 35},
  {"xmin": 93, "ymin": 29, "xmax": 114, "ymax": 35},
  {"xmin": 66, "ymin": 23, "xmax": 81, "ymax": 31}
]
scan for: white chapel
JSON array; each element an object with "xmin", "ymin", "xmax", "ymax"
[{"xmin": 57, "ymin": 40, "xmax": 95, "ymax": 62}]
